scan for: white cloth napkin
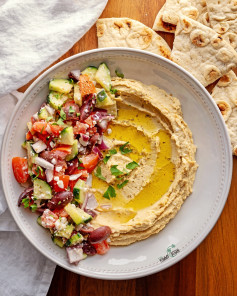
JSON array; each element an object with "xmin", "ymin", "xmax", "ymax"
[
  {"xmin": 0, "ymin": 0, "xmax": 108, "ymax": 97},
  {"xmin": 0, "ymin": 0, "xmax": 108, "ymax": 295}
]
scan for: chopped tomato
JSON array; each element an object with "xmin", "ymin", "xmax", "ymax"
[
  {"xmin": 88, "ymin": 127, "xmax": 97, "ymax": 136},
  {"xmin": 26, "ymin": 131, "xmax": 33, "ymax": 141},
  {"xmin": 53, "ymin": 175, "xmax": 70, "ymax": 192},
  {"xmin": 69, "ymin": 179, "xmax": 77, "ymax": 192},
  {"xmin": 32, "ymin": 121, "xmax": 48, "ymax": 135},
  {"xmin": 32, "ymin": 164, "xmax": 46, "ymax": 180},
  {"xmin": 12, "ymin": 157, "xmax": 29, "ymax": 183},
  {"xmin": 41, "ymin": 209, "xmax": 58, "ymax": 229},
  {"xmin": 79, "ymin": 74, "xmax": 96, "ymax": 98},
  {"xmin": 51, "ymin": 146, "xmax": 72, "ymax": 160},
  {"xmin": 73, "ymin": 121, "xmax": 88, "ymax": 134},
  {"xmin": 93, "ymin": 240, "xmax": 110, "ymax": 255},
  {"xmin": 49, "ymin": 124, "xmax": 64, "ymax": 137},
  {"xmin": 84, "ymin": 115, "xmax": 95, "ymax": 127},
  {"xmin": 52, "ymin": 208, "xmax": 69, "ymax": 218},
  {"xmin": 81, "ymin": 153, "xmax": 99, "ymax": 173}
]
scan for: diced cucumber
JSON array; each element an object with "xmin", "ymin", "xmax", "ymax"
[
  {"xmin": 26, "ymin": 141, "xmax": 38, "ymax": 169},
  {"xmin": 37, "ymin": 216, "xmax": 42, "ymax": 226},
  {"xmin": 64, "ymin": 203, "xmax": 92, "ymax": 225},
  {"xmin": 33, "ymin": 178, "xmax": 52, "ymax": 200},
  {"xmin": 58, "ymin": 126, "xmax": 74, "ymax": 145},
  {"xmin": 73, "ymin": 179, "xmax": 86, "ymax": 204},
  {"xmin": 82, "ymin": 66, "xmax": 98, "ymax": 82},
  {"xmin": 55, "ymin": 224, "xmax": 74, "ymax": 239},
  {"xmin": 38, "ymin": 107, "xmax": 49, "ymax": 120},
  {"xmin": 96, "ymin": 90, "xmax": 114, "ymax": 107},
  {"xmin": 47, "ymin": 91, "xmax": 69, "ymax": 110},
  {"xmin": 65, "ymin": 232, "xmax": 84, "ymax": 247},
  {"xmin": 49, "ymin": 79, "xmax": 73, "ymax": 94},
  {"xmin": 65, "ymin": 139, "xmax": 78, "ymax": 161},
  {"xmin": 52, "ymin": 236, "xmax": 65, "ymax": 248},
  {"xmin": 95, "ymin": 63, "xmax": 111, "ymax": 91},
  {"xmin": 74, "ymin": 83, "xmax": 82, "ymax": 106}
]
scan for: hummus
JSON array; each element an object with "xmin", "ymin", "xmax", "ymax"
[{"xmin": 91, "ymin": 78, "xmax": 198, "ymax": 246}]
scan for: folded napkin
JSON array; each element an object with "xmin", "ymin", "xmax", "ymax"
[
  {"xmin": 0, "ymin": 0, "xmax": 108, "ymax": 295},
  {"xmin": 0, "ymin": 0, "xmax": 108, "ymax": 97}
]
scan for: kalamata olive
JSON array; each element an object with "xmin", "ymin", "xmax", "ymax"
[
  {"xmin": 82, "ymin": 242, "xmax": 97, "ymax": 256},
  {"xmin": 79, "ymin": 225, "xmax": 94, "ymax": 235},
  {"xmin": 89, "ymin": 226, "xmax": 111, "ymax": 244},
  {"xmin": 62, "ymin": 102, "xmax": 80, "ymax": 120},
  {"xmin": 65, "ymin": 158, "xmax": 78, "ymax": 175},
  {"xmin": 18, "ymin": 187, "xmax": 33, "ymax": 207},
  {"xmin": 47, "ymin": 191, "xmax": 73, "ymax": 210}
]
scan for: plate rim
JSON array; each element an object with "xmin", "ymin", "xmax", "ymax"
[{"xmin": 1, "ymin": 48, "xmax": 233, "ymax": 280}]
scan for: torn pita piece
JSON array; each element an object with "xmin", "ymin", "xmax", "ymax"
[
  {"xmin": 96, "ymin": 18, "xmax": 171, "ymax": 59},
  {"xmin": 211, "ymin": 71, "xmax": 237, "ymax": 155},
  {"xmin": 171, "ymin": 15, "xmax": 237, "ymax": 87},
  {"xmin": 206, "ymin": 0, "xmax": 237, "ymax": 50},
  {"xmin": 153, "ymin": 0, "xmax": 209, "ymax": 33}
]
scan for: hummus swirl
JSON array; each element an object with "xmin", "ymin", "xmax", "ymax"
[{"xmin": 91, "ymin": 78, "xmax": 198, "ymax": 246}]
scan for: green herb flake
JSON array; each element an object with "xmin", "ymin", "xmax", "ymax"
[
  {"xmin": 103, "ymin": 185, "xmax": 116, "ymax": 200},
  {"xmin": 103, "ymin": 155, "xmax": 110, "ymax": 164},
  {"xmin": 68, "ymin": 78, "xmax": 74, "ymax": 84},
  {"xmin": 22, "ymin": 198, "xmax": 30, "ymax": 208},
  {"xmin": 117, "ymin": 180, "xmax": 129, "ymax": 189},
  {"xmin": 60, "ymin": 109, "xmax": 66, "ymax": 120},
  {"xmin": 115, "ymin": 69, "xmax": 124, "ymax": 78},
  {"xmin": 110, "ymin": 165, "xmax": 124, "ymax": 176},
  {"xmin": 119, "ymin": 142, "xmax": 132, "ymax": 155},
  {"xmin": 30, "ymin": 204, "xmax": 37, "ymax": 212},
  {"xmin": 94, "ymin": 166, "xmax": 106, "ymax": 181},
  {"xmin": 126, "ymin": 161, "xmax": 139, "ymax": 170},
  {"xmin": 97, "ymin": 89, "xmax": 107, "ymax": 102},
  {"xmin": 103, "ymin": 149, "xmax": 117, "ymax": 164},
  {"xmin": 78, "ymin": 165, "xmax": 84, "ymax": 170},
  {"xmin": 69, "ymin": 106, "xmax": 75, "ymax": 114},
  {"xmin": 110, "ymin": 88, "xmax": 118, "ymax": 95},
  {"xmin": 76, "ymin": 112, "xmax": 80, "ymax": 117},
  {"xmin": 51, "ymin": 122, "xmax": 59, "ymax": 126},
  {"xmin": 40, "ymin": 126, "xmax": 45, "ymax": 134}
]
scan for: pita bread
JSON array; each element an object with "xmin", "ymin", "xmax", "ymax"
[
  {"xmin": 206, "ymin": 0, "xmax": 237, "ymax": 50},
  {"xmin": 153, "ymin": 0, "xmax": 210, "ymax": 33},
  {"xmin": 211, "ymin": 71, "xmax": 237, "ymax": 155},
  {"xmin": 171, "ymin": 15, "xmax": 237, "ymax": 87},
  {"xmin": 96, "ymin": 18, "xmax": 171, "ymax": 59}
]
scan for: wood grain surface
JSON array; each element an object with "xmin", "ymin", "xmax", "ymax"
[{"xmin": 19, "ymin": 0, "xmax": 237, "ymax": 295}]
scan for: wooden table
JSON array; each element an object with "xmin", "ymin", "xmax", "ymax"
[{"xmin": 19, "ymin": 1, "xmax": 237, "ymax": 295}]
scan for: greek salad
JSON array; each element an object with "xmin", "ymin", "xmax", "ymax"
[{"xmin": 12, "ymin": 63, "xmax": 117, "ymax": 265}]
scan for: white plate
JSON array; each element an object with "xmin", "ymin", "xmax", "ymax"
[{"xmin": 1, "ymin": 48, "xmax": 232, "ymax": 280}]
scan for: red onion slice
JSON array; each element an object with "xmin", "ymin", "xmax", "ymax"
[{"xmin": 68, "ymin": 70, "xmax": 81, "ymax": 82}]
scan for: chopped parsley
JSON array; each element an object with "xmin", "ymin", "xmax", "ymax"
[
  {"xmin": 60, "ymin": 109, "xmax": 66, "ymax": 120},
  {"xmin": 126, "ymin": 161, "xmax": 139, "ymax": 170},
  {"xmin": 117, "ymin": 180, "xmax": 129, "ymax": 189},
  {"xmin": 103, "ymin": 185, "xmax": 116, "ymax": 200},
  {"xmin": 103, "ymin": 149, "xmax": 117, "ymax": 164},
  {"xmin": 69, "ymin": 106, "xmax": 75, "ymax": 114},
  {"xmin": 119, "ymin": 142, "xmax": 132, "ymax": 155},
  {"xmin": 110, "ymin": 165, "xmax": 124, "ymax": 176},
  {"xmin": 110, "ymin": 88, "xmax": 118, "ymax": 95},
  {"xmin": 97, "ymin": 90, "xmax": 107, "ymax": 102},
  {"xmin": 115, "ymin": 69, "xmax": 124, "ymax": 78},
  {"xmin": 33, "ymin": 166, "xmax": 44, "ymax": 179},
  {"xmin": 22, "ymin": 198, "xmax": 30, "ymax": 208},
  {"xmin": 30, "ymin": 204, "xmax": 37, "ymax": 212},
  {"xmin": 40, "ymin": 126, "xmax": 45, "ymax": 134},
  {"xmin": 94, "ymin": 166, "xmax": 106, "ymax": 181},
  {"xmin": 76, "ymin": 112, "xmax": 80, "ymax": 117}
]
